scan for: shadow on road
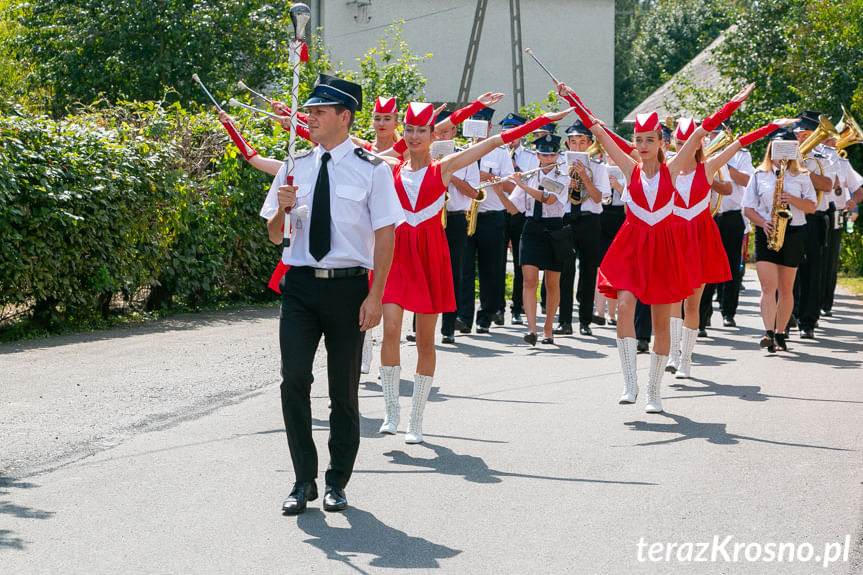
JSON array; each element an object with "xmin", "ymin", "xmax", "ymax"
[
  {"xmin": 0, "ymin": 477, "xmax": 54, "ymax": 551},
  {"xmin": 624, "ymin": 412, "xmax": 854, "ymax": 451},
  {"xmin": 295, "ymin": 507, "xmax": 461, "ymax": 572},
  {"xmin": 358, "ymin": 443, "xmax": 656, "ymax": 486}
]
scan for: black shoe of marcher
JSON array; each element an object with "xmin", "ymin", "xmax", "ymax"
[
  {"xmin": 800, "ymin": 329, "xmax": 815, "ymax": 339},
  {"xmin": 591, "ymin": 315, "xmax": 606, "ymax": 326},
  {"xmin": 697, "ymin": 328, "xmax": 708, "ymax": 338},
  {"xmin": 822, "ymin": 310, "xmax": 832, "ymax": 318},
  {"xmin": 540, "ymin": 337, "xmax": 555, "ymax": 345},
  {"xmin": 323, "ymin": 485, "xmax": 348, "ymax": 512},
  {"xmin": 579, "ymin": 324, "xmax": 593, "ymax": 336},
  {"xmin": 774, "ymin": 333, "xmax": 789, "ymax": 351},
  {"xmin": 282, "ymin": 481, "xmax": 318, "ymax": 515},
  {"xmin": 722, "ymin": 316, "xmax": 736, "ymax": 327},
  {"xmin": 523, "ymin": 332, "xmax": 537, "ymax": 346},
  {"xmin": 511, "ymin": 313, "xmax": 523, "ymax": 325},
  {"xmin": 608, "ymin": 318, "xmax": 617, "ymax": 326},
  {"xmin": 441, "ymin": 334, "xmax": 455, "ymax": 344},
  {"xmin": 493, "ymin": 311, "xmax": 505, "ymax": 326},
  {"xmin": 760, "ymin": 332, "xmax": 776, "ymax": 354},
  {"xmin": 636, "ymin": 339, "xmax": 649, "ymax": 353},
  {"xmin": 455, "ymin": 318, "xmax": 471, "ymax": 334},
  {"xmin": 553, "ymin": 324, "xmax": 573, "ymax": 335},
  {"xmin": 405, "ymin": 332, "xmax": 416, "ymax": 342},
  {"xmin": 476, "ymin": 325, "xmax": 490, "ymax": 334}
]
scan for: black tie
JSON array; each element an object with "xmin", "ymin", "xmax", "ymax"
[
  {"xmin": 533, "ymin": 185, "xmax": 544, "ymax": 221},
  {"xmin": 309, "ymin": 152, "xmax": 332, "ymax": 261}
]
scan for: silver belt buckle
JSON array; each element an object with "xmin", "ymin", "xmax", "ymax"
[{"xmin": 314, "ymin": 268, "xmax": 331, "ymax": 279}]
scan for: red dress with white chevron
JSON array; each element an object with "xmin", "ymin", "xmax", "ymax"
[
  {"xmin": 673, "ymin": 162, "xmax": 731, "ymax": 287},
  {"xmin": 382, "ymin": 160, "xmax": 455, "ymax": 313},
  {"xmin": 598, "ymin": 163, "xmax": 694, "ymax": 304}
]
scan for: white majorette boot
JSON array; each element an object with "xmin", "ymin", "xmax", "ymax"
[
  {"xmin": 675, "ymin": 327, "xmax": 698, "ymax": 379},
  {"xmin": 666, "ymin": 317, "xmax": 683, "ymax": 373},
  {"xmin": 361, "ymin": 333, "xmax": 372, "ymax": 374},
  {"xmin": 405, "ymin": 374, "xmax": 434, "ymax": 444},
  {"xmin": 378, "ymin": 365, "xmax": 401, "ymax": 434},
  {"xmin": 645, "ymin": 352, "xmax": 669, "ymax": 413},
  {"xmin": 617, "ymin": 337, "xmax": 639, "ymax": 404}
]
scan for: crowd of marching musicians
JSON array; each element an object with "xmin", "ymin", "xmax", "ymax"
[{"xmin": 206, "ymin": 72, "xmax": 863, "ymax": 514}]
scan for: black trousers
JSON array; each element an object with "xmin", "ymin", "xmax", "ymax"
[
  {"xmin": 279, "ymin": 267, "xmax": 368, "ymax": 489},
  {"xmin": 441, "ymin": 212, "xmax": 467, "ymax": 336},
  {"xmin": 559, "ymin": 213, "xmax": 601, "ymax": 326},
  {"xmin": 635, "ymin": 299, "xmax": 652, "ymax": 341},
  {"xmin": 700, "ymin": 210, "xmax": 746, "ymax": 327},
  {"xmin": 796, "ymin": 212, "xmax": 829, "ymax": 330},
  {"xmin": 822, "ymin": 206, "xmax": 843, "ymax": 313},
  {"xmin": 458, "ymin": 210, "xmax": 506, "ymax": 328},
  {"xmin": 506, "ymin": 211, "xmax": 526, "ymax": 315}
]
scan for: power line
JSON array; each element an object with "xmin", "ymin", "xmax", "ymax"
[{"xmin": 327, "ymin": 5, "xmax": 468, "ymax": 39}]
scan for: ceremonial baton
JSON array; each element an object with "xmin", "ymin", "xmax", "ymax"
[
  {"xmin": 237, "ymin": 81, "xmax": 273, "ymax": 105},
  {"xmin": 524, "ymin": 48, "xmax": 630, "ymax": 147},
  {"xmin": 227, "ymin": 98, "xmax": 309, "ymax": 129},
  {"xmin": 192, "ymin": 73, "xmax": 224, "ymax": 111},
  {"xmin": 283, "ymin": 2, "xmax": 311, "ymax": 249}
]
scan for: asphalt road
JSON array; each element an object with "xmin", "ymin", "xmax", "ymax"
[{"xmin": 1, "ymin": 276, "xmax": 861, "ymax": 574}]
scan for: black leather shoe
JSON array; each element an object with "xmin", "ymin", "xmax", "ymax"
[
  {"xmin": 493, "ymin": 311, "xmax": 505, "ymax": 326},
  {"xmin": 282, "ymin": 481, "xmax": 318, "ymax": 515},
  {"xmin": 591, "ymin": 315, "xmax": 606, "ymax": 326},
  {"xmin": 774, "ymin": 333, "xmax": 789, "ymax": 351},
  {"xmin": 800, "ymin": 329, "xmax": 815, "ymax": 339},
  {"xmin": 636, "ymin": 338, "xmax": 649, "ymax": 353},
  {"xmin": 323, "ymin": 485, "xmax": 348, "ymax": 512},
  {"xmin": 822, "ymin": 310, "xmax": 832, "ymax": 318},
  {"xmin": 455, "ymin": 318, "xmax": 471, "ymax": 334},
  {"xmin": 698, "ymin": 328, "xmax": 708, "ymax": 338},
  {"xmin": 540, "ymin": 337, "xmax": 555, "ymax": 345},
  {"xmin": 476, "ymin": 325, "xmax": 490, "ymax": 334},
  {"xmin": 722, "ymin": 317, "xmax": 736, "ymax": 327},
  {"xmin": 523, "ymin": 332, "xmax": 537, "ymax": 346},
  {"xmin": 760, "ymin": 334, "xmax": 776, "ymax": 354},
  {"xmin": 553, "ymin": 323, "xmax": 573, "ymax": 335},
  {"xmin": 579, "ymin": 324, "xmax": 593, "ymax": 336},
  {"xmin": 608, "ymin": 318, "xmax": 617, "ymax": 326},
  {"xmin": 441, "ymin": 334, "xmax": 455, "ymax": 344},
  {"xmin": 511, "ymin": 313, "xmax": 523, "ymax": 325},
  {"xmin": 405, "ymin": 332, "xmax": 416, "ymax": 342}
]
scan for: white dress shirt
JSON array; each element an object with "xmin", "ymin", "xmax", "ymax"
[
  {"xmin": 475, "ymin": 145, "xmax": 515, "ymax": 212},
  {"xmin": 743, "ymin": 169, "xmax": 817, "ymax": 227},
  {"xmin": 260, "ymin": 136, "xmax": 403, "ymax": 268},
  {"xmin": 508, "ymin": 165, "xmax": 569, "ymax": 219},
  {"xmin": 719, "ymin": 148, "xmax": 754, "ymax": 213},
  {"xmin": 446, "ymin": 148, "xmax": 480, "ymax": 212},
  {"xmin": 804, "ymin": 144, "xmax": 839, "ymax": 211}
]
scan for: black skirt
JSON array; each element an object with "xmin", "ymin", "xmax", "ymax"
[
  {"xmin": 754, "ymin": 225, "xmax": 806, "ymax": 267},
  {"xmin": 519, "ymin": 217, "xmax": 565, "ymax": 272}
]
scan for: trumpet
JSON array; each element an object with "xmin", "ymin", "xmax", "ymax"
[
  {"xmin": 799, "ymin": 114, "xmax": 838, "ymax": 204},
  {"xmin": 705, "ymin": 128, "xmax": 735, "ymax": 216},
  {"xmin": 835, "ymin": 105, "xmax": 863, "ymax": 159},
  {"xmin": 568, "ymin": 161, "xmax": 594, "ymax": 206}
]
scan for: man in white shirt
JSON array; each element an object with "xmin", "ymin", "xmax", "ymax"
[
  {"xmin": 699, "ymin": 132, "xmax": 754, "ymax": 330},
  {"xmin": 261, "ymin": 74, "xmax": 401, "ymax": 515},
  {"xmin": 501, "ymin": 112, "xmax": 533, "ymax": 325}
]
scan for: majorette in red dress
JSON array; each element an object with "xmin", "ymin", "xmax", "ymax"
[
  {"xmin": 382, "ymin": 102, "xmax": 455, "ymax": 313},
  {"xmin": 673, "ymin": 162, "xmax": 731, "ymax": 288},
  {"xmin": 598, "ymin": 162, "xmax": 694, "ymax": 304}
]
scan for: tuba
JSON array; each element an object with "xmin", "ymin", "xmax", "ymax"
[
  {"xmin": 835, "ymin": 105, "xmax": 863, "ymax": 159},
  {"xmin": 704, "ymin": 128, "xmax": 735, "ymax": 216},
  {"xmin": 568, "ymin": 157, "xmax": 594, "ymax": 205},
  {"xmin": 798, "ymin": 115, "xmax": 839, "ymax": 205},
  {"xmin": 767, "ymin": 160, "xmax": 793, "ymax": 251}
]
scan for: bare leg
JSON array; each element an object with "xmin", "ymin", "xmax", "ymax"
[
  {"xmin": 381, "ymin": 303, "xmax": 404, "ymax": 367},
  {"xmin": 756, "ymin": 262, "xmax": 779, "ymax": 332},
  {"xmin": 414, "ymin": 313, "xmax": 439, "ymax": 376},
  {"xmin": 615, "ymin": 290, "xmax": 637, "ymax": 339},
  {"xmin": 543, "ymin": 271, "xmax": 561, "ymax": 339},
  {"xmin": 650, "ymin": 303, "xmax": 674, "ymax": 356},
  {"xmin": 522, "ymin": 265, "xmax": 540, "ymax": 335},
  {"xmin": 682, "ymin": 286, "xmax": 704, "ymax": 330},
  {"xmin": 776, "ymin": 265, "xmax": 797, "ymax": 333}
]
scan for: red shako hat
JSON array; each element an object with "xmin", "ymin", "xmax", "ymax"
[
  {"xmin": 404, "ymin": 102, "xmax": 435, "ymax": 126},
  {"xmin": 634, "ymin": 112, "xmax": 662, "ymax": 133},
  {"xmin": 374, "ymin": 96, "xmax": 398, "ymax": 114},
  {"xmin": 674, "ymin": 117, "xmax": 697, "ymax": 141}
]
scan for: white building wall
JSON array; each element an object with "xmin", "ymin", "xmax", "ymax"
[{"xmin": 313, "ymin": 0, "xmax": 614, "ymax": 127}]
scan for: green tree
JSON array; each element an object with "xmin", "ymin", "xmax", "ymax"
[{"xmin": 19, "ymin": 0, "xmax": 291, "ymax": 117}]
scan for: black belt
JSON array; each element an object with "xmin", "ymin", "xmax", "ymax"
[
  {"xmin": 604, "ymin": 205, "xmax": 625, "ymax": 214},
  {"xmin": 292, "ymin": 266, "xmax": 368, "ymax": 279},
  {"xmin": 716, "ymin": 209, "xmax": 742, "ymax": 217}
]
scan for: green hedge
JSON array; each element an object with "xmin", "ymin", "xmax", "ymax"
[{"xmin": 0, "ymin": 102, "xmax": 290, "ymax": 334}]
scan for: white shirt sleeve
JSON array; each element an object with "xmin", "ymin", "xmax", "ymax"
[
  {"xmin": 741, "ymin": 171, "xmax": 761, "ymax": 210},
  {"xmin": 591, "ymin": 162, "xmax": 612, "ymax": 200},
  {"xmin": 260, "ymin": 162, "xmax": 287, "ymax": 220},
  {"xmin": 368, "ymin": 163, "xmax": 403, "ymax": 231}
]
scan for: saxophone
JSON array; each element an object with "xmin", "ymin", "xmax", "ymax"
[{"xmin": 766, "ymin": 160, "xmax": 793, "ymax": 251}]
